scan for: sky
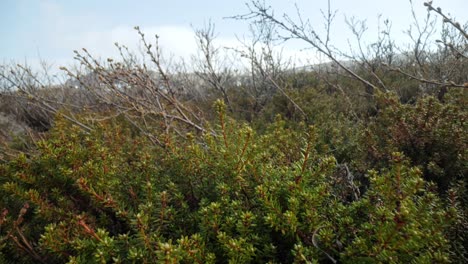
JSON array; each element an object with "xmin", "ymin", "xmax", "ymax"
[{"xmin": 1, "ymin": 0, "xmax": 466, "ymax": 72}]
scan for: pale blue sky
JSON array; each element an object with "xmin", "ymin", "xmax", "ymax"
[{"xmin": 1, "ymin": 0, "xmax": 466, "ymax": 70}]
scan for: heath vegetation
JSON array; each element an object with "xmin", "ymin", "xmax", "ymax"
[{"xmin": 0, "ymin": 1, "xmax": 466, "ymax": 263}]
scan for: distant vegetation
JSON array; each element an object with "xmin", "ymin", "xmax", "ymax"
[{"xmin": 0, "ymin": 1, "xmax": 466, "ymax": 263}]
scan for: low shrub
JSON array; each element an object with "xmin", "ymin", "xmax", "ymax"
[{"xmin": 0, "ymin": 101, "xmax": 457, "ymax": 263}]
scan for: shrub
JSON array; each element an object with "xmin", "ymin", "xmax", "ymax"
[
  {"xmin": 364, "ymin": 90, "xmax": 467, "ymax": 194},
  {"xmin": 0, "ymin": 101, "xmax": 457, "ymax": 263}
]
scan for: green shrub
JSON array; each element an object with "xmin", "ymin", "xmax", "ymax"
[
  {"xmin": 364, "ymin": 91, "xmax": 467, "ymax": 194},
  {"xmin": 0, "ymin": 101, "xmax": 457, "ymax": 263}
]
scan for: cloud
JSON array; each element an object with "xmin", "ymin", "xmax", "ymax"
[
  {"xmin": 14, "ymin": 1, "xmax": 200, "ymax": 69},
  {"xmin": 207, "ymin": 36, "xmax": 323, "ymax": 69},
  {"xmin": 20, "ymin": 0, "xmax": 322, "ymax": 73},
  {"xmin": 56, "ymin": 25, "xmax": 199, "ymax": 62}
]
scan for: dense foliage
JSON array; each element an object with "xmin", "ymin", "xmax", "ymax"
[
  {"xmin": 1, "ymin": 94, "xmax": 466, "ymax": 263},
  {"xmin": 1, "ymin": 1, "xmax": 467, "ymax": 262}
]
